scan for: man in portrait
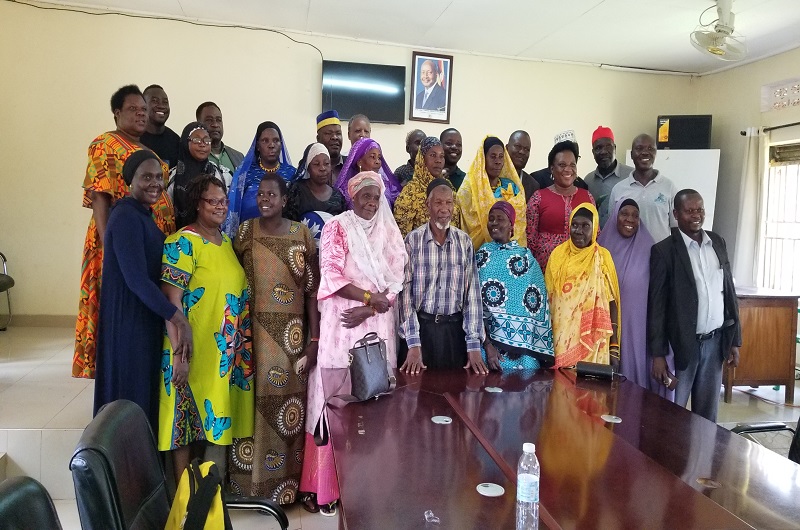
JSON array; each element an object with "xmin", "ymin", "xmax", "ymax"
[{"xmin": 415, "ymin": 59, "xmax": 447, "ymax": 111}]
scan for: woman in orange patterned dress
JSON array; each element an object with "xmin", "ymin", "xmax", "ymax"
[{"xmin": 73, "ymin": 85, "xmax": 175, "ymax": 378}]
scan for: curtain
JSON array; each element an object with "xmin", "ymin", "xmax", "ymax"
[{"xmin": 733, "ymin": 127, "xmax": 769, "ymax": 286}]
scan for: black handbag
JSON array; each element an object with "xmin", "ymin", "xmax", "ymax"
[
  {"xmin": 314, "ymin": 332, "xmax": 396, "ymax": 446},
  {"xmin": 347, "ymin": 332, "xmax": 396, "ymax": 401}
]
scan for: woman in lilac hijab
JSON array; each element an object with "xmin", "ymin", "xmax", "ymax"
[
  {"xmin": 335, "ymin": 137, "xmax": 401, "ymax": 208},
  {"xmin": 598, "ymin": 198, "xmax": 675, "ymax": 400}
]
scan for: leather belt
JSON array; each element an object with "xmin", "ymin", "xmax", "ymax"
[
  {"xmin": 418, "ymin": 311, "xmax": 463, "ymax": 324},
  {"xmin": 696, "ymin": 328, "xmax": 720, "ymax": 342}
]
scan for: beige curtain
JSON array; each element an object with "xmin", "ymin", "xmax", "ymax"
[{"xmin": 733, "ymin": 127, "xmax": 769, "ymax": 286}]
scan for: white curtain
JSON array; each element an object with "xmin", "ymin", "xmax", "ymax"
[{"xmin": 733, "ymin": 127, "xmax": 769, "ymax": 286}]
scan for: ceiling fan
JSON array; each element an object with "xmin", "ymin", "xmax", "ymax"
[{"xmin": 690, "ymin": 0, "xmax": 747, "ymax": 61}]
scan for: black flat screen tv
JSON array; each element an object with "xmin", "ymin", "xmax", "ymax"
[
  {"xmin": 322, "ymin": 60, "xmax": 406, "ymax": 125},
  {"xmin": 656, "ymin": 115, "xmax": 712, "ymax": 149}
]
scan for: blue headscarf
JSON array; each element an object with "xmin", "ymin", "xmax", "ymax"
[{"xmin": 223, "ymin": 121, "xmax": 294, "ymax": 237}]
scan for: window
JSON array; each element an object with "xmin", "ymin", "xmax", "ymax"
[{"xmin": 759, "ymin": 143, "xmax": 800, "ymax": 291}]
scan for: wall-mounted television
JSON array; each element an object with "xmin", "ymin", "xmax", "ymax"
[
  {"xmin": 322, "ymin": 60, "xmax": 406, "ymax": 125},
  {"xmin": 656, "ymin": 115, "xmax": 712, "ymax": 149}
]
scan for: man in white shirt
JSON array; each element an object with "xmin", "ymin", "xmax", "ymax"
[
  {"xmin": 608, "ymin": 134, "xmax": 676, "ymax": 242},
  {"xmin": 648, "ymin": 189, "xmax": 741, "ymax": 422}
]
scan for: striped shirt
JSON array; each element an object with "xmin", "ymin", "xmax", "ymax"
[{"xmin": 399, "ymin": 223, "xmax": 484, "ymax": 351}]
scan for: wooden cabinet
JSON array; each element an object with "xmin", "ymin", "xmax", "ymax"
[{"xmin": 723, "ymin": 286, "xmax": 798, "ymax": 404}]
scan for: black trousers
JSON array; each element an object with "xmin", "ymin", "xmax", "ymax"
[{"xmin": 398, "ymin": 312, "xmax": 467, "ymax": 370}]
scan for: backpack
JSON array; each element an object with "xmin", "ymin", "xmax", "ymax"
[{"xmin": 165, "ymin": 459, "xmax": 233, "ymax": 530}]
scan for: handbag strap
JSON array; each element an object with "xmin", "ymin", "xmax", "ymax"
[{"xmin": 312, "ymin": 342, "xmax": 396, "ymax": 447}]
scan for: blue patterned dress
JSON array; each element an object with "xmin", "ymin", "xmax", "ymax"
[{"xmin": 475, "ymin": 240, "xmax": 554, "ymax": 370}]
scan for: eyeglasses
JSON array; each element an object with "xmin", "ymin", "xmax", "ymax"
[
  {"xmin": 200, "ymin": 197, "xmax": 229, "ymax": 207},
  {"xmin": 189, "ymin": 138, "xmax": 213, "ymax": 146}
]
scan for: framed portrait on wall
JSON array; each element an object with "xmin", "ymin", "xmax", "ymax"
[{"xmin": 409, "ymin": 51, "xmax": 453, "ymax": 124}]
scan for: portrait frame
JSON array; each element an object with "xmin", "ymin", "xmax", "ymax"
[{"xmin": 409, "ymin": 51, "xmax": 453, "ymax": 124}]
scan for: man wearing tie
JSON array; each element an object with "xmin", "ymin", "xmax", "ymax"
[{"xmin": 415, "ymin": 60, "xmax": 447, "ymax": 111}]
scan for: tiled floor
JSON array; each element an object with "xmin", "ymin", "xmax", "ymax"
[
  {"xmin": 0, "ymin": 327, "xmax": 336, "ymax": 530},
  {"xmin": 1, "ymin": 326, "xmax": 798, "ymax": 528}
]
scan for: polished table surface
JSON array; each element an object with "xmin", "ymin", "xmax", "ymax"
[
  {"xmin": 325, "ymin": 385, "xmax": 517, "ymax": 529},
  {"xmin": 323, "ymin": 368, "xmax": 800, "ymax": 529}
]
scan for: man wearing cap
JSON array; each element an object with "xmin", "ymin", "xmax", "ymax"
[
  {"xmin": 399, "ymin": 179, "xmax": 487, "ymax": 375},
  {"xmin": 316, "ymin": 110, "xmax": 347, "ymax": 184},
  {"xmin": 584, "ymin": 126, "xmax": 633, "ymax": 228},
  {"xmin": 530, "ymin": 130, "xmax": 589, "ymax": 191}
]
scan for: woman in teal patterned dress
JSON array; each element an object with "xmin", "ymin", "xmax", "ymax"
[
  {"xmin": 159, "ymin": 174, "xmax": 255, "ymax": 484},
  {"xmin": 477, "ymin": 201, "xmax": 554, "ymax": 371}
]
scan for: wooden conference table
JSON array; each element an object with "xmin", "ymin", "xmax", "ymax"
[{"xmin": 322, "ymin": 368, "xmax": 800, "ymax": 529}]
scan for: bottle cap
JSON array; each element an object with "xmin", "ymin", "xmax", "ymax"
[{"xmin": 523, "ymin": 442, "xmax": 535, "ymax": 453}]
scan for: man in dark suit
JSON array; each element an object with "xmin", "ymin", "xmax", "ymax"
[
  {"xmin": 648, "ymin": 189, "xmax": 741, "ymax": 422},
  {"xmin": 415, "ymin": 60, "xmax": 447, "ymax": 111}
]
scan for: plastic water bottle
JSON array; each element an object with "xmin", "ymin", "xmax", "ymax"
[{"xmin": 516, "ymin": 442, "xmax": 540, "ymax": 530}]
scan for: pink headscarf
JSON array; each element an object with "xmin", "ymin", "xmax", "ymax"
[{"xmin": 320, "ymin": 171, "xmax": 406, "ymax": 298}]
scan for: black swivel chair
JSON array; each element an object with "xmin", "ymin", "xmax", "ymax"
[
  {"xmin": 70, "ymin": 399, "xmax": 288, "ymax": 529},
  {"xmin": 732, "ymin": 421, "xmax": 800, "ymax": 463},
  {"xmin": 0, "ymin": 476, "xmax": 63, "ymax": 530},
  {"xmin": 0, "ymin": 251, "xmax": 13, "ymax": 331}
]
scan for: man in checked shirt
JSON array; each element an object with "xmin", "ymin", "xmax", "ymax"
[{"xmin": 399, "ymin": 178, "xmax": 487, "ymax": 375}]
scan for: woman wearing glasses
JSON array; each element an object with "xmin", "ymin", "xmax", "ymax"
[
  {"xmin": 158, "ymin": 174, "xmax": 255, "ymax": 484},
  {"xmin": 168, "ymin": 122, "xmax": 225, "ymax": 229},
  {"xmin": 526, "ymin": 140, "xmax": 596, "ymax": 271}
]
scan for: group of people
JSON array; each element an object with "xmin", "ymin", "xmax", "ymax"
[{"xmin": 73, "ymin": 83, "xmax": 741, "ymax": 515}]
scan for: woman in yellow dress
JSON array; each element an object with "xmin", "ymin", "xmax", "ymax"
[
  {"xmin": 545, "ymin": 203, "xmax": 621, "ymax": 369},
  {"xmin": 457, "ymin": 136, "xmax": 526, "ymax": 250},
  {"xmin": 159, "ymin": 174, "xmax": 254, "ymax": 483}
]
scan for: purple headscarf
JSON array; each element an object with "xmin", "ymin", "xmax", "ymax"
[
  {"xmin": 597, "ymin": 198, "xmax": 673, "ymax": 398},
  {"xmin": 336, "ymin": 137, "xmax": 401, "ymax": 208}
]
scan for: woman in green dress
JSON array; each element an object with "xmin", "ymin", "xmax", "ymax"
[
  {"xmin": 228, "ymin": 173, "xmax": 321, "ymax": 503},
  {"xmin": 160, "ymin": 174, "xmax": 255, "ymax": 483}
]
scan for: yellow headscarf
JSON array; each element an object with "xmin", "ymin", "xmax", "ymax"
[
  {"xmin": 393, "ymin": 145, "xmax": 462, "ymax": 237},
  {"xmin": 457, "ymin": 136, "xmax": 527, "ymax": 250},
  {"xmin": 545, "ymin": 203, "xmax": 621, "ymax": 368}
]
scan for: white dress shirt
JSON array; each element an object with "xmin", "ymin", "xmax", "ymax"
[{"xmin": 680, "ymin": 230, "xmax": 725, "ymax": 334}]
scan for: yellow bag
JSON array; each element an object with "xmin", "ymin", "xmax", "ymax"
[{"xmin": 165, "ymin": 459, "xmax": 232, "ymax": 530}]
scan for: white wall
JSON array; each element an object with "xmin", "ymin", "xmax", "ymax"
[
  {"xmin": 6, "ymin": 0, "xmax": 769, "ymax": 319},
  {"xmin": 696, "ymin": 47, "xmax": 800, "ymax": 249}
]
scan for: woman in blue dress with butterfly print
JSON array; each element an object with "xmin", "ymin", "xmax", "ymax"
[{"xmin": 159, "ymin": 174, "xmax": 255, "ymax": 484}]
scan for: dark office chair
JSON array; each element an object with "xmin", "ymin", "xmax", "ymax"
[
  {"xmin": 731, "ymin": 422, "xmax": 800, "ymax": 464},
  {"xmin": 0, "ymin": 251, "xmax": 13, "ymax": 331},
  {"xmin": 0, "ymin": 476, "xmax": 63, "ymax": 530},
  {"xmin": 70, "ymin": 399, "xmax": 288, "ymax": 529}
]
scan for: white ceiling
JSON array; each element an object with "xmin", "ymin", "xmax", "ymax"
[{"xmin": 45, "ymin": 0, "xmax": 800, "ymax": 74}]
